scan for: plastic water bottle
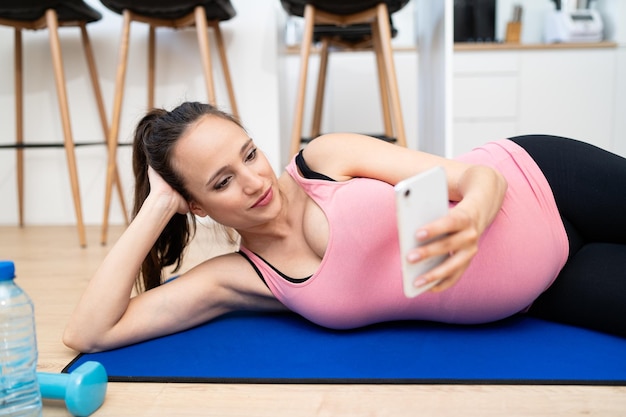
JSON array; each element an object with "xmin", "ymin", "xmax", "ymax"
[{"xmin": 0, "ymin": 261, "xmax": 42, "ymax": 417}]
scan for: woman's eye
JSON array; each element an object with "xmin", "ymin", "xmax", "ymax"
[
  {"xmin": 214, "ymin": 177, "xmax": 231, "ymax": 190},
  {"xmin": 245, "ymin": 148, "xmax": 257, "ymax": 162}
]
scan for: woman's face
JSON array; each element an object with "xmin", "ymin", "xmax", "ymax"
[{"xmin": 172, "ymin": 115, "xmax": 282, "ymax": 231}]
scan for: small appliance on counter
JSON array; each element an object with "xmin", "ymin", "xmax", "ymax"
[
  {"xmin": 544, "ymin": 0, "xmax": 604, "ymax": 43},
  {"xmin": 453, "ymin": 0, "xmax": 496, "ymax": 43}
]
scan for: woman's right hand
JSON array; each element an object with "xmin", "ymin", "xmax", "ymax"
[{"xmin": 147, "ymin": 166, "xmax": 189, "ymax": 215}]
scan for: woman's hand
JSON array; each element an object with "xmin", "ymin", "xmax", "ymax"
[
  {"xmin": 147, "ymin": 166, "xmax": 189, "ymax": 215},
  {"xmin": 406, "ymin": 165, "xmax": 507, "ymax": 292},
  {"xmin": 406, "ymin": 205, "xmax": 480, "ymax": 292}
]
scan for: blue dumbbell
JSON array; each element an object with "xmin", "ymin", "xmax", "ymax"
[{"xmin": 38, "ymin": 361, "xmax": 107, "ymax": 417}]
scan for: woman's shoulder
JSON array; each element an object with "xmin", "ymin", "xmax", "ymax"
[
  {"xmin": 185, "ymin": 251, "xmax": 280, "ymax": 306},
  {"xmin": 190, "ymin": 251, "xmax": 256, "ymax": 280},
  {"xmin": 301, "ymin": 133, "xmax": 379, "ymax": 182}
]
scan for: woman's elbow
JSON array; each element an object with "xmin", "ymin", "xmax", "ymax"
[{"xmin": 62, "ymin": 325, "xmax": 103, "ymax": 354}]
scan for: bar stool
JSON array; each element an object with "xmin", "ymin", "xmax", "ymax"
[
  {"xmin": 0, "ymin": 0, "xmax": 126, "ymax": 247},
  {"xmin": 99, "ymin": 0, "xmax": 238, "ymax": 244},
  {"xmin": 281, "ymin": 0, "xmax": 410, "ymax": 157}
]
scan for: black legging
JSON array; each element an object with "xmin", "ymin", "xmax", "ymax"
[{"xmin": 509, "ymin": 135, "xmax": 626, "ymax": 338}]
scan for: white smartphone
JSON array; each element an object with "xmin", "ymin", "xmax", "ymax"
[{"xmin": 394, "ymin": 166, "xmax": 450, "ymax": 298}]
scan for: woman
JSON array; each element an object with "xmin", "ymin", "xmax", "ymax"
[{"xmin": 64, "ymin": 102, "xmax": 626, "ymax": 353}]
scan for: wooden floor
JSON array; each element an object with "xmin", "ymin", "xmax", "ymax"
[{"xmin": 2, "ymin": 225, "xmax": 625, "ymax": 416}]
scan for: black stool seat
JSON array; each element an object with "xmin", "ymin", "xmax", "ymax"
[
  {"xmin": 281, "ymin": 0, "xmax": 409, "ymax": 17},
  {"xmin": 313, "ymin": 23, "xmax": 397, "ymax": 44},
  {"xmin": 100, "ymin": 0, "xmax": 235, "ymax": 21},
  {"xmin": 283, "ymin": 1, "xmax": 406, "ymax": 46},
  {"xmin": 0, "ymin": 0, "xmax": 101, "ymax": 23}
]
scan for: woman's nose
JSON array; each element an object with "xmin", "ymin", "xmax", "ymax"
[{"xmin": 241, "ymin": 168, "xmax": 264, "ymax": 194}]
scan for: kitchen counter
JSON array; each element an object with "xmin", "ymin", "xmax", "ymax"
[{"xmin": 454, "ymin": 41, "xmax": 617, "ymax": 51}]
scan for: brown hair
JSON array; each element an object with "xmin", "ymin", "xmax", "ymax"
[{"xmin": 131, "ymin": 102, "xmax": 243, "ymax": 291}]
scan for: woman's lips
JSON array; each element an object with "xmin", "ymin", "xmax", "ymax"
[{"xmin": 252, "ymin": 187, "xmax": 273, "ymax": 208}]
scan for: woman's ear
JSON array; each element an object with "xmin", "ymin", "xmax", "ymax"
[{"xmin": 189, "ymin": 201, "xmax": 208, "ymax": 217}]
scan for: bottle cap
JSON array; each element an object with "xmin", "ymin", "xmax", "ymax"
[{"xmin": 0, "ymin": 260, "xmax": 16, "ymax": 281}]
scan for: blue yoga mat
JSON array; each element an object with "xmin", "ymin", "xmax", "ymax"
[{"xmin": 64, "ymin": 312, "xmax": 626, "ymax": 385}]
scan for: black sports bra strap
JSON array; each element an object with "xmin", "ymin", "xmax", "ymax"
[{"xmin": 295, "ymin": 150, "xmax": 335, "ymax": 182}]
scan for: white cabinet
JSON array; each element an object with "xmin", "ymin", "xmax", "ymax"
[
  {"xmin": 518, "ymin": 49, "xmax": 615, "ymax": 151},
  {"xmin": 613, "ymin": 47, "xmax": 626, "ymax": 156},
  {"xmin": 452, "ymin": 46, "xmax": 618, "ymax": 157}
]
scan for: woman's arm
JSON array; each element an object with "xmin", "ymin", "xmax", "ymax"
[
  {"xmin": 303, "ymin": 133, "xmax": 508, "ymax": 291},
  {"xmin": 63, "ymin": 170, "xmax": 281, "ymax": 353}
]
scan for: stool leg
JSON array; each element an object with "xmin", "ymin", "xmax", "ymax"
[
  {"xmin": 46, "ymin": 9, "xmax": 87, "ymax": 247},
  {"xmin": 371, "ymin": 20, "xmax": 394, "ymax": 139},
  {"xmin": 148, "ymin": 25, "xmax": 156, "ymax": 109},
  {"xmin": 102, "ymin": 10, "xmax": 132, "ymax": 245},
  {"xmin": 194, "ymin": 6, "xmax": 217, "ymax": 106},
  {"xmin": 211, "ymin": 21, "xmax": 239, "ymax": 119},
  {"xmin": 375, "ymin": 3, "xmax": 406, "ymax": 147},
  {"xmin": 311, "ymin": 37, "xmax": 329, "ymax": 139},
  {"xmin": 80, "ymin": 24, "xmax": 108, "ymax": 143},
  {"xmin": 14, "ymin": 28, "xmax": 24, "ymax": 227},
  {"xmin": 290, "ymin": 4, "xmax": 315, "ymax": 157},
  {"xmin": 79, "ymin": 24, "xmax": 128, "ymax": 224}
]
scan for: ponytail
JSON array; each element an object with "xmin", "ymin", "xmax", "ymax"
[{"xmin": 131, "ymin": 109, "xmax": 194, "ymax": 291}]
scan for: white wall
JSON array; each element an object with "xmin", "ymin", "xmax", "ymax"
[{"xmin": 0, "ymin": 0, "xmax": 283, "ymax": 226}]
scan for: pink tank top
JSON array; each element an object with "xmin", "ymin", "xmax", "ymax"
[{"xmin": 239, "ymin": 140, "xmax": 568, "ymax": 329}]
